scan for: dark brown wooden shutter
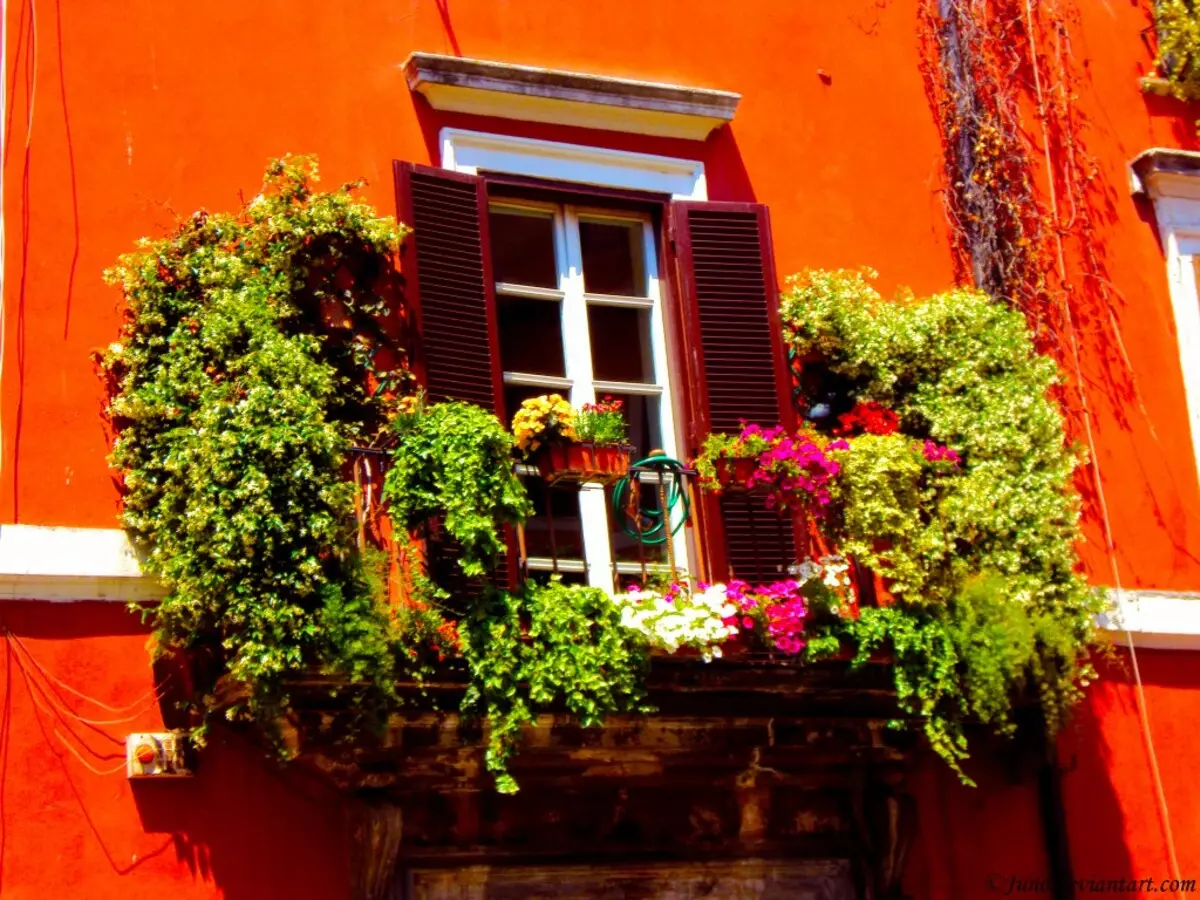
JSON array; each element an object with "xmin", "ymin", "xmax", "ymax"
[
  {"xmin": 394, "ymin": 162, "xmax": 513, "ymax": 590},
  {"xmin": 394, "ymin": 162, "xmax": 506, "ymax": 417},
  {"xmin": 670, "ymin": 202, "xmax": 797, "ymax": 582}
]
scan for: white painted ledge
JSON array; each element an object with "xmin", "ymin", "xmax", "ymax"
[
  {"xmin": 0, "ymin": 524, "xmax": 163, "ymax": 602},
  {"xmin": 1099, "ymin": 589, "xmax": 1200, "ymax": 650},
  {"xmin": 2, "ymin": 526, "xmax": 1200, "ymax": 648},
  {"xmin": 405, "ymin": 52, "xmax": 739, "ymax": 141}
]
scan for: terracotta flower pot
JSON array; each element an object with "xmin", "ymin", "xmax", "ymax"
[
  {"xmin": 534, "ymin": 442, "xmax": 631, "ymax": 485},
  {"xmin": 714, "ymin": 457, "xmax": 758, "ymax": 489}
]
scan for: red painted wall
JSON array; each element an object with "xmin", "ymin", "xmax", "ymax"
[{"xmin": 0, "ymin": 0, "xmax": 1196, "ymax": 896}]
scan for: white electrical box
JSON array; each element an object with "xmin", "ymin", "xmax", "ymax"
[{"xmin": 126, "ymin": 732, "xmax": 193, "ymax": 779}]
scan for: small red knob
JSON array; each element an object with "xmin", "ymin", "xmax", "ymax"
[{"xmin": 134, "ymin": 742, "xmax": 157, "ymax": 765}]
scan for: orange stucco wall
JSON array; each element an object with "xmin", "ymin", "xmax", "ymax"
[{"xmin": 0, "ymin": 0, "xmax": 1197, "ymax": 896}]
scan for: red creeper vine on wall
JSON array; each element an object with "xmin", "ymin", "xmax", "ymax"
[{"xmin": 919, "ymin": 0, "xmax": 1139, "ymax": 424}]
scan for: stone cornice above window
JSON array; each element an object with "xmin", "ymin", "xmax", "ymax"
[
  {"xmin": 403, "ymin": 52, "xmax": 739, "ymax": 141},
  {"xmin": 1131, "ymin": 147, "xmax": 1200, "ymax": 201}
]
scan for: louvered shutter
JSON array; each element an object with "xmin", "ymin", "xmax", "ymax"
[
  {"xmin": 394, "ymin": 162, "xmax": 506, "ymax": 413},
  {"xmin": 670, "ymin": 202, "xmax": 797, "ymax": 582},
  {"xmin": 394, "ymin": 162, "xmax": 513, "ymax": 590}
]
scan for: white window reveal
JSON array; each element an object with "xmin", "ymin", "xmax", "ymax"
[
  {"xmin": 488, "ymin": 199, "xmax": 686, "ymax": 591},
  {"xmin": 1132, "ymin": 148, "xmax": 1200, "ymax": 486}
]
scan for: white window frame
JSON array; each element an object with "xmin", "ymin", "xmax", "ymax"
[
  {"xmin": 445, "ymin": 130, "xmax": 708, "ymax": 591},
  {"xmin": 1140, "ymin": 170, "xmax": 1200, "ymax": 485},
  {"xmin": 440, "ymin": 128, "xmax": 708, "ymax": 201},
  {"xmin": 490, "ymin": 198, "xmax": 685, "ymax": 590}
]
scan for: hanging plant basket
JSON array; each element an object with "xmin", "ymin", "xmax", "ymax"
[
  {"xmin": 534, "ymin": 441, "xmax": 633, "ymax": 486},
  {"xmin": 712, "ymin": 457, "xmax": 759, "ymax": 491}
]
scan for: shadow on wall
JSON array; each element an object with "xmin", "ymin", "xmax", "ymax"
[
  {"xmin": 900, "ymin": 713, "xmax": 1136, "ymax": 900},
  {"xmin": 132, "ymin": 727, "xmax": 352, "ymax": 900},
  {"xmin": 1060, "ymin": 650, "xmax": 1199, "ymax": 894},
  {"xmin": 407, "ymin": 93, "xmax": 757, "ymax": 203}
]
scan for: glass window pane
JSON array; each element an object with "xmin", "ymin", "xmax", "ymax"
[
  {"xmin": 521, "ymin": 479, "xmax": 584, "ymax": 561},
  {"xmin": 489, "ymin": 208, "xmax": 558, "ymax": 288},
  {"xmin": 580, "ymin": 219, "xmax": 645, "ymax": 296},
  {"xmin": 499, "ymin": 297, "xmax": 565, "ymax": 377},
  {"xmin": 587, "ymin": 305, "xmax": 654, "ymax": 383}
]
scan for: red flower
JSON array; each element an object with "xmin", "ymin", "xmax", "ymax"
[{"xmin": 835, "ymin": 401, "xmax": 900, "ymax": 436}]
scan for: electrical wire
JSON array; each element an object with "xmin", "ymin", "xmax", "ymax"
[
  {"xmin": 6, "ymin": 633, "xmax": 163, "ymax": 725},
  {"xmin": 1022, "ymin": 1, "xmax": 1182, "ymax": 887},
  {"xmin": 6, "ymin": 629, "xmax": 162, "ymax": 713},
  {"xmin": 0, "ymin": 0, "xmax": 9, "ymax": 477},
  {"xmin": 10, "ymin": 635, "xmax": 128, "ymax": 775}
]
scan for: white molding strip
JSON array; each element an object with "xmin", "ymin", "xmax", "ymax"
[
  {"xmin": 1100, "ymin": 588, "xmax": 1200, "ymax": 650},
  {"xmin": 2, "ymin": 524, "xmax": 1200, "ymax": 649},
  {"xmin": 440, "ymin": 128, "xmax": 707, "ymax": 201},
  {"xmin": 0, "ymin": 524, "xmax": 164, "ymax": 602},
  {"xmin": 406, "ymin": 52, "xmax": 738, "ymax": 141}
]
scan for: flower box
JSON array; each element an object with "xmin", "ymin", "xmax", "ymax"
[
  {"xmin": 713, "ymin": 457, "xmax": 758, "ymax": 490},
  {"xmin": 534, "ymin": 442, "xmax": 632, "ymax": 486}
]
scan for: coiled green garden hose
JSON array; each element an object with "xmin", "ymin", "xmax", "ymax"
[{"xmin": 611, "ymin": 454, "xmax": 692, "ymax": 546}]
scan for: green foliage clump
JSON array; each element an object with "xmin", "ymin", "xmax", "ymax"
[
  {"xmin": 102, "ymin": 157, "xmax": 410, "ymax": 731},
  {"xmin": 383, "ymin": 399, "xmax": 532, "ymax": 577},
  {"xmin": 783, "ymin": 268, "xmax": 1101, "ymax": 779},
  {"xmin": 460, "ymin": 579, "xmax": 651, "ymax": 793},
  {"xmin": 1154, "ymin": 0, "xmax": 1200, "ymax": 100}
]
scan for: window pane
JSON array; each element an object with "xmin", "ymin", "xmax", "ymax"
[
  {"xmin": 521, "ymin": 479, "xmax": 584, "ymax": 561},
  {"xmin": 499, "ymin": 297, "xmax": 565, "ymax": 377},
  {"xmin": 489, "ymin": 208, "xmax": 558, "ymax": 288},
  {"xmin": 580, "ymin": 219, "xmax": 645, "ymax": 296},
  {"xmin": 587, "ymin": 305, "xmax": 654, "ymax": 383},
  {"xmin": 504, "ymin": 384, "xmax": 571, "ymax": 428}
]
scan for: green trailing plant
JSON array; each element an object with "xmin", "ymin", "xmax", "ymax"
[
  {"xmin": 784, "ymin": 268, "xmax": 1102, "ymax": 781},
  {"xmin": 101, "ymin": 156, "xmax": 411, "ymax": 733},
  {"xmin": 1153, "ymin": 0, "xmax": 1200, "ymax": 99},
  {"xmin": 460, "ymin": 579, "xmax": 651, "ymax": 793},
  {"xmin": 383, "ymin": 398, "xmax": 533, "ymax": 577}
]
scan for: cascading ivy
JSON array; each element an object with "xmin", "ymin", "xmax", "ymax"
[
  {"xmin": 102, "ymin": 157, "xmax": 410, "ymax": 734},
  {"xmin": 383, "ymin": 399, "xmax": 532, "ymax": 577},
  {"xmin": 460, "ymin": 580, "xmax": 650, "ymax": 794},
  {"xmin": 784, "ymin": 268, "xmax": 1102, "ymax": 781}
]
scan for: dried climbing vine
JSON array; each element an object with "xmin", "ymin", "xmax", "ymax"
[{"xmin": 919, "ymin": 0, "xmax": 1134, "ymax": 413}]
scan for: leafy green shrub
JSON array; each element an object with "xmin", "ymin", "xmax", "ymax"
[
  {"xmin": 784, "ymin": 268, "xmax": 1101, "ymax": 780},
  {"xmin": 460, "ymin": 579, "xmax": 651, "ymax": 793},
  {"xmin": 102, "ymin": 157, "xmax": 409, "ymax": 732}
]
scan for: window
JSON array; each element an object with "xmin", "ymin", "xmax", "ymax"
[
  {"xmin": 1132, "ymin": 148, "xmax": 1200, "ymax": 487},
  {"xmin": 396, "ymin": 145, "xmax": 798, "ymax": 590},
  {"xmin": 488, "ymin": 198, "xmax": 684, "ymax": 591}
]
